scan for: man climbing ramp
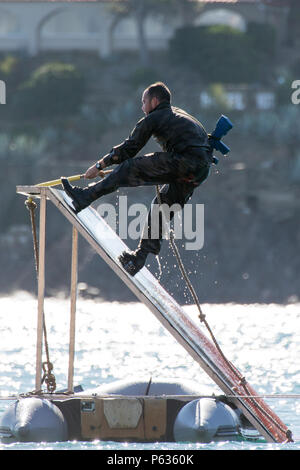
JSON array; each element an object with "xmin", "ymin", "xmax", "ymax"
[{"xmin": 61, "ymin": 82, "xmax": 213, "ymax": 276}]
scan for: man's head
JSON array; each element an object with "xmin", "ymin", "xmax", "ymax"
[{"xmin": 142, "ymin": 82, "xmax": 171, "ymax": 115}]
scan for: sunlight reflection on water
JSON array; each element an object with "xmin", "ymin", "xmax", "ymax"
[{"xmin": 0, "ymin": 292, "xmax": 299, "ymax": 450}]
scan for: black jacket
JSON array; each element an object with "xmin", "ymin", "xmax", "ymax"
[{"xmin": 104, "ymin": 102, "xmax": 212, "ymax": 167}]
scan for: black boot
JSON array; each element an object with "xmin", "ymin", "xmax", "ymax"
[
  {"xmin": 61, "ymin": 178, "xmax": 96, "ymax": 213},
  {"xmin": 119, "ymin": 249, "xmax": 148, "ymax": 276}
]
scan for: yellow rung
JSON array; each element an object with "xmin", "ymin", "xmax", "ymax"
[
  {"xmin": 35, "ymin": 169, "xmax": 114, "ymax": 188},
  {"xmin": 36, "ymin": 174, "xmax": 84, "ymax": 188}
]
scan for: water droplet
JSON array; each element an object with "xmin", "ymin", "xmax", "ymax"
[{"xmin": 156, "ymin": 255, "xmax": 162, "ymax": 281}]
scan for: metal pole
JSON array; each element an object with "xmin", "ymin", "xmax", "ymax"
[
  {"xmin": 35, "ymin": 191, "xmax": 46, "ymax": 391},
  {"xmin": 68, "ymin": 226, "xmax": 78, "ymax": 393}
]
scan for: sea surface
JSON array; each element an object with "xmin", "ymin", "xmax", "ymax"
[{"xmin": 0, "ymin": 291, "xmax": 299, "ymax": 451}]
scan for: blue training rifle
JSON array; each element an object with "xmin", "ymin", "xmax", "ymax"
[{"xmin": 209, "ymin": 115, "xmax": 233, "ymax": 164}]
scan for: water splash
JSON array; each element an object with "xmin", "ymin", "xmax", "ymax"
[
  {"xmin": 156, "ymin": 255, "xmax": 162, "ymax": 281},
  {"xmin": 0, "ymin": 293, "xmax": 300, "ymax": 449}
]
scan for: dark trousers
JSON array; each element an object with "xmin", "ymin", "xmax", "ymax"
[{"xmin": 92, "ymin": 151, "xmax": 211, "ymax": 255}]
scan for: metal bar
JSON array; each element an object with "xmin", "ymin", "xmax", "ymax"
[
  {"xmin": 68, "ymin": 226, "xmax": 78, "ymax": 393},
  {"xmin": 35, "ymin": 190, "xmax": 46, "ymax": 391}
]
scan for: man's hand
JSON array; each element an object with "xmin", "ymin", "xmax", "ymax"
[{"xmin": 84, "ymin": 159, "xmax": 105, "ymax": 179}]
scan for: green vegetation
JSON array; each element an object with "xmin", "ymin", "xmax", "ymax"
[
  {"xmin": 12, "ymin": 62, "xmax": 86, "ymax": 119},
  {"xmin": 129, "ymin": 66, "xmax": 161, "ymax": 88},
  {"xmin": 0, "ymin": 20, "xmax": 296, "ymax": 161},
  {"xmin": 169, "ymin": 23, "xmax": 276, "ymax": 84},
  {"xmin": 0, "ymin": 54, "xmax": 19, "ymax": 76},
  {"xmin": 0, "ymin": 17, "xmax": 299, "ymax": 302}
]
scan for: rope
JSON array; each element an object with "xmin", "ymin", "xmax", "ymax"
[
  {"xmin": 155, "ymin": 185, "xmax": 293, "ymax": 443},
  {"xmin": 25, "ymin": 197, "xmax": 56, "ymax": 394}
]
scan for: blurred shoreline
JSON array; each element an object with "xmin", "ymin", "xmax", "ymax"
[{"xmin": 0, "ymin": 51, "xmax": 299, "ymax": 305}]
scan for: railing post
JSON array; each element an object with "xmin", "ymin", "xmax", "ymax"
[
  {"xmin": 68, "ymin": 226, "xmax": 78, "ymax": 393},
  {"xmin": 35, "ymin": 190, "xmax": 46, "ymax": 391}
]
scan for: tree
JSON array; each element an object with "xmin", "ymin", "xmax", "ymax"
[
  {"xmin": 174, "ymin": 0, "xmax": 204, "ymax": 26},
  {"xmin": 107, "ymin": 0, "xmax": 204, "ymax": 66},
  {"xmin": 169, "ymin": 23, "xmax": 276, "ymax": 84},
  {"xmin": 285, "ymin": 0, "xmax": 300, "ymax": 47}
]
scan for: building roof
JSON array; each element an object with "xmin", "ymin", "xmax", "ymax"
[
  {"xmin": 0, "ymin": 0, "xmax": 289, "ymax": 4},
  {"xmin": 200, "ymin": 0, "xmax": 286, "ymax": 3}
]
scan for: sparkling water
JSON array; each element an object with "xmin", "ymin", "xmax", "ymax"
[{"xmin": 0, "ymin": 291, "xmax": 299, "ymax": 450}]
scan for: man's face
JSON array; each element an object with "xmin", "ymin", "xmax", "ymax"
[{"xmin": 142, "ymin": 90, "xmax": 158, "ymax": 115}]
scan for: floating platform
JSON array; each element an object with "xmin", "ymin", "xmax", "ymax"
[
  {"xmin": 4, "ymin": 184, "xmax": 292, "ymax": 444},
  {"xmin": 0, "ymin": 379, "xmax": 260, "ymax": 443}
]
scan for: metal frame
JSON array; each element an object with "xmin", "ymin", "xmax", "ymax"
[
  {"xmin": 16, "ymin": 185, "xmax": 292, "ymax": 443},
  {"xmin": 19, "ymin": 187, "xmax": 79, "ymax": 393}
]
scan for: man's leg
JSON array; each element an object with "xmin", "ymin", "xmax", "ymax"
[
  {"xmin": 119, "ymin": 181, "xmax": 194, "ymax": 275},
  {"xmin": 119, "ymin": 164, "xmax": 210, "ymax": 276},
  {"xmin": 139, "ymin": 162, "xmax": 210, "ymax": 256},
  {"xmin": 61, "ymin": 152, "xmax": 177, "ymax": 213}
]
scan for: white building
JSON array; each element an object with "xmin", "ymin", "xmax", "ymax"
[
  {"xmin": 0, "ymin": 0, "xmax": 288, "ymax": 57},
  {"xmin": 0, "ymin": 0, "xmax": 177, "ymax": 57}
]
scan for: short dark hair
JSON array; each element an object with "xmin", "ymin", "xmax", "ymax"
[{"xmin": 145, "ymin": 82, "xmax": 171, "ymax": 103}]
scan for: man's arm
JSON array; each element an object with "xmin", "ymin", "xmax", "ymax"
[
  {"xmin": 84, "ymin": 152, "xmax": 114, "ymax": 179},
  {"xmin": 109, "ymin": 116, "xmax": 153, "ymax": 164},
  {"xmin": 84, "ymin": 115, "xmax": 153, "ymax": 179}
]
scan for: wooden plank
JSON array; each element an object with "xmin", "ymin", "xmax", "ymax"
[{"xmin": 16, "ymin": 186, "xmax": 43, "ymax": 197}]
